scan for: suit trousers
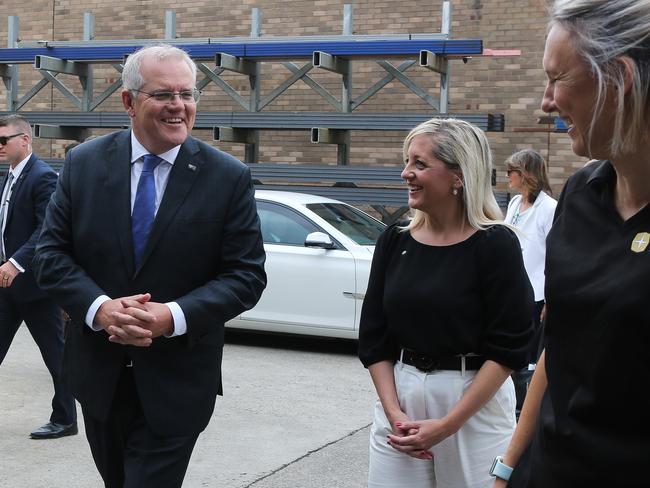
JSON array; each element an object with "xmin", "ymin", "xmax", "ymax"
[
  {"xmin": 368, "ymin": 362, "xmax": 516, "ymax": 488},
  {"xmin": 0, "ymin": 292, "xmax": 76, "ymax": 425},
  {"xmin": 83, "ymin": 366, "xmax": 199, "ymax": 488}
]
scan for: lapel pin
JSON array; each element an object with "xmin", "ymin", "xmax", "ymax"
[{"xmin": 188, "ymin": 163, "xmax": 197, "ymax": 172}]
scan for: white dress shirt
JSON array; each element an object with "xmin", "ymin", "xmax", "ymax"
[
  {"xmin": 85, "ymin": 132, "xmax": 188, "ymax": 336},
  {"xmin": 1, "ymin": 154, "xmax": 30, "ymax": 272},
  {"xmin": 505, "ymin": 191, "xmax": 558, "ymax": 302}
]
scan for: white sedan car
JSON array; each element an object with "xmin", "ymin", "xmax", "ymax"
[{"xmin": 227, "ymin": 190, "xmax": 387, "ymax": 339}]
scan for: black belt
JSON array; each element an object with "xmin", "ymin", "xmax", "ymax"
[{"xmin": 400, "ymin": 348, "xmax": 485, "ymax": 372}]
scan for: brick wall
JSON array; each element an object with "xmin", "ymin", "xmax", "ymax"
[{"xmin": 0, "ymin": 0, "xmax": 583, "ymax": 195}]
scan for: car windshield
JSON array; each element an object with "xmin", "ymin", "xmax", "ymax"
[{"xmin": 306, "ymin": 203, "xmax": 386, "ymax": 245}]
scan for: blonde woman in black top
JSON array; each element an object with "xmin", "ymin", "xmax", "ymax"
[{"xmin": 359, "ymin": 118, "xmax": 534, "ymax": 487}]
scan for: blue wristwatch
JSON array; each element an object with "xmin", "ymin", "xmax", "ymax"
[{"xmin": 489, "ymin": 456, "xmax": 513, "ymax": 481}]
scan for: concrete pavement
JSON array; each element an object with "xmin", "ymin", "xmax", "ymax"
[{"xmin": 0, "ymin": 326, "xmax": 375, "ymax": 487}]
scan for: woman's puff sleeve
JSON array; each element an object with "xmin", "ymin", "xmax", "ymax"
[
  {"xmin": 358, "ymin": 225, "xmax": 401, "ymax": 368},
  {"xmin": 477, "ymin": 226, "xmax": 535, "ymax": 370}
]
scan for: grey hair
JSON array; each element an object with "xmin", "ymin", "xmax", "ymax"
[
  {"xmin": 401, "ymin": 118, "xmax": 503, "ymax": 232},
  {"xmin": 550, "ymin": 0, "xmax": 650, "ymax": 157},
  {"xmin": 122, "ymin": 44, "xmax": 197, "ymax": 91}
]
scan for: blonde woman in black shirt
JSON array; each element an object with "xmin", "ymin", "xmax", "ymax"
[
  {"xmin": 359, "ymin": 118, "xmax": 534, "ymax": 487},
  {"xmin": 493, "ymin": 1, "xmax": 650, "ymax": 487}
]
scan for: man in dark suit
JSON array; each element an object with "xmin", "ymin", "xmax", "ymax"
[
  {"xmin": 0, "ymin": 114, "xmax": 77, "ymax": 439},
  {"xmin": 34, "ymin": 46, "xmax": 266, "ymax": 487}
]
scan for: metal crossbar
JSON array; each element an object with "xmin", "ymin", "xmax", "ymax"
[
  {"xmin": 0, "ymin": 111, "xmax": 505, "ymax": 133},
  {"xmin": 0, "ymin": 161, "xmax": 508, "ymax": 226},
  {"xmin": 0, "ymin": 160, "xmax": 509, "ymax": 218},
  {"xmin": 0, "ymin": 39, "xmax": 483, "ymax": 64}
]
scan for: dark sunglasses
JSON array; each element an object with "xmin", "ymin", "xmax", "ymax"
[
  {"xmin": 506, "ymin": 169, "xmax": 521, "ymax": 176},
  {"xmin": 0, "ymin": 133, "xmax": 25, "ymax": 146}
]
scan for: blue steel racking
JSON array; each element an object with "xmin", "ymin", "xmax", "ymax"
[
  {"xmin": 0, "ymin": 39, "xmax": 483, "ymax": 64},
  {"xmin": 0, "ymin": 1, "xmax": 514, "ymax": 180}
]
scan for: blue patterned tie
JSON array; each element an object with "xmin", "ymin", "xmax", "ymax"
[{"xmin": 132, "ymin": 154, "xmax": 162, "ymax": 268}]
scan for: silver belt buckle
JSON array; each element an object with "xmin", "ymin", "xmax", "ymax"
[{"xmin": 459, "ymin": 353, "xmax": 479, "ymax": 376}]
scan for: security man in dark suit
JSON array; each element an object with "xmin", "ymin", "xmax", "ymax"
[
  {"xmin": 34, "ymin": 45, "xmax": 266, "ymax": 487},
  {"xmin": 0, "ymin": 114, "xmax": 77, "ymax": 439}
]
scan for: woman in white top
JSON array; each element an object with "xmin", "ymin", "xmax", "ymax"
[{"xmin": 504, "ymin": 149, "xmax": 557, "ymax": 416}]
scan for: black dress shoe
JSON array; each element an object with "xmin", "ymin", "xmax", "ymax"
[{"xmin": 29, "ymin": 421, "xmax": 78, "ymax": 439}]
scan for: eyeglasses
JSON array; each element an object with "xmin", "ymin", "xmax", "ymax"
[
  {"xmin": 132, "ymin": 88, "xmax": 201, "ymax": 103},
  {"xmin": 0, "ymin": 133, "xmax": 25, "ymax": 146},
  {"xmin": 506, "ymin": 169, "xmax": 521, "ymax": 176}
]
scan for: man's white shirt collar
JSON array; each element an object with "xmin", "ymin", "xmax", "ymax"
[
  {"xmin": 8, "ymin": 153, "xmax": 31, "ymax": 180},
  {"xmin": 130, "ymin": 131, "xmax": 180, "ymax": 165}
]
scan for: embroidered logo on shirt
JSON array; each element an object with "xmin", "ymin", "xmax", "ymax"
[{"xmin": 631, "ymin": 232, "xmax": 650, "ymax": 253}]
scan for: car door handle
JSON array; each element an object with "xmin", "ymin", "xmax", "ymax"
[{"xmin": 343, "ymin": 292, "xmax": 365, "ymax": 300}]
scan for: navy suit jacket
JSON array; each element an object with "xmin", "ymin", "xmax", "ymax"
[
  {"xmin": 34, "ymin": 130, "xmax": 266, "ymax": 436},
  {"xmin": 1, "ymin": 154, "xmax": 57, "ymax": 303}
]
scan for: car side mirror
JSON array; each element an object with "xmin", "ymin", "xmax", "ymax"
[{"xmin": 304, "ymin": 231, "xmax": 336, "ymax": 249}]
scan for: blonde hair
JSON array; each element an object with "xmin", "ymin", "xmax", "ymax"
[
  {"xmin": 402, "ymin": 118, "xmax": 502, "ymax": 231},
  {"xmin": 550, "ymin": 0, "xmax": 650, "ymax": 157}
]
